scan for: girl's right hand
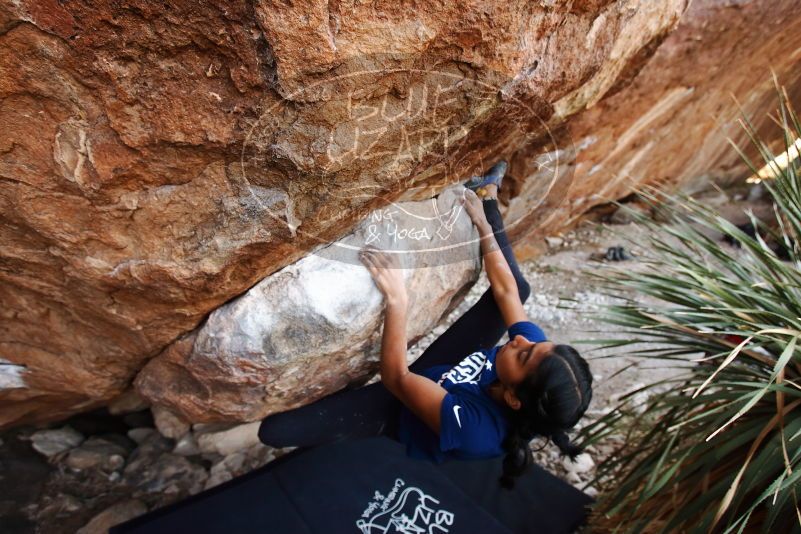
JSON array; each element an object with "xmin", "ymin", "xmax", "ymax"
[{"xmin": 459, "ymin": 189, "xmax": 489, "ymax": 228}]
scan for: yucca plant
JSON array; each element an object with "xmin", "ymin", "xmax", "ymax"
[{"xmin": 579, "ymin": 84, "xmax": 801, "ymax": 533}]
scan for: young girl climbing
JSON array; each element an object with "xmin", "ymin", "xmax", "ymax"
[{"xmin": 258, "ymin": 161, "xmax": 593, "ymax": 488}]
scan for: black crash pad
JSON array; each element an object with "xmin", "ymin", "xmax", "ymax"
[{"xmin": 112, "ymin": 437, "xmax": 591, "ymax": 534}]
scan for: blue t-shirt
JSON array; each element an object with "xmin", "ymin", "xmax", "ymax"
[{"xmin": 397, "ymin": 320, "xmax": 547, "ymax": 463}]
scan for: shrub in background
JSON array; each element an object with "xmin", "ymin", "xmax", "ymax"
[{"xmin": 580, "ymin": 85, "xmax": 801, "ymax": 533}]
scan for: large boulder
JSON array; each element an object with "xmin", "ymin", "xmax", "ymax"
[
  {"xmin": 135, "ymin": 186, "xmax": 481, "ymax": 422},
  {"xmin": 3, "ymin": 0, "xmax": 800, "ymax": 428},
  {"xmin": 509, "ymin": 0, "xmax": 801, "ymax": 248}
]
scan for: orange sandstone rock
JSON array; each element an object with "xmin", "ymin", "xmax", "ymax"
[{"xmin": 4, "ymin": 0, "xmax": 796, "ymax": 427}]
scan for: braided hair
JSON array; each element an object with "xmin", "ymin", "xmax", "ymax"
[{"xmin": 499, "ymin": 344, "xmax": 592, "ymax": 489}]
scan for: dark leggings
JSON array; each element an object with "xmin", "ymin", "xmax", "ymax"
[{"xmin": 258, "ymin": 198, "xmax": 531, "ymax": 448}]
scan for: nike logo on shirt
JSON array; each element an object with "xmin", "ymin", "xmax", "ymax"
[{"xmin": 453, "ymin": 405, "xmax": 462, "ymax": 428}]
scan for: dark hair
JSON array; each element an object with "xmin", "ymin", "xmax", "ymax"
[{"xmin": 499, "ymin": 344, "xmax": 593, "ymax": 489}]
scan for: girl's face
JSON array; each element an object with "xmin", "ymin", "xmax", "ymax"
[{"xmin": 495, "ymin": 335, "xmax": 554, "ymax": 388}]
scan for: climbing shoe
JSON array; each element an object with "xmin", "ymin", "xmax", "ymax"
[
  {"xmin": 605, "ymin": 246, "xmax": 631, "ymax": 261},
  {"xmin": 464, "ymin": 160, "xmax": 508, "ymax": 198},
  {"xmin": 590, "ymin": 246, "xmax": 633, "ymax": 262}
]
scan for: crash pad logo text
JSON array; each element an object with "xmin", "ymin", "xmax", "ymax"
[{"xmin": 357, "ymin": 478, "xmax": 454, "ymax": 533}]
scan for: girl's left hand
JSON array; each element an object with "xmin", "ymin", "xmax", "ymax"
[{"xmin": 359, "ymin": 247, "xmax": 407, "ymax": 304}]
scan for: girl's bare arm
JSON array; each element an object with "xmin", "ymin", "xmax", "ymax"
[
  {"xmin": 460, "ymin": 190, "xmax": 527, "ymax": 326},
  {"xmin": 360, "ymin": 248, "xmax": 447, "ymax": 434}
]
